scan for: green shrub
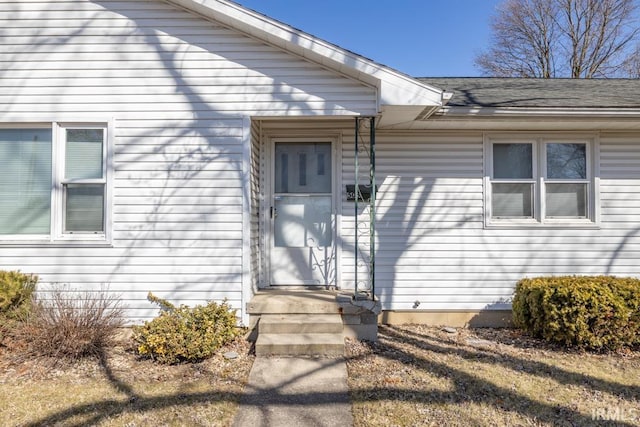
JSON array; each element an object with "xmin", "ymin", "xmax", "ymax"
[
  {"xmin": 513, "ymin": 276, "xmax": 640, "ymax": 351},
  {"xmin": 0, "ymin": 270, "xmax": 37, "ymax": 319},
  {"xmin": 132, "ymin": 293, "xmax": 239, "ymax": 364}
]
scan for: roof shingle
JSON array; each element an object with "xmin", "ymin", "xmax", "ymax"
[{"xmin": 418, "ymin": 77, "xmax": 640, "ymax": 108}]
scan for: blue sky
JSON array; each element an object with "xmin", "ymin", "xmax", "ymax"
[{"xmin": 235, "ymin": 0, "xmax": 503, "ymax": 77}]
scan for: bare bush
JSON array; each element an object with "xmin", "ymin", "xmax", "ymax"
[{"xmin": 15, "ymin": 285, "xmax": 125, "ymax": 361}]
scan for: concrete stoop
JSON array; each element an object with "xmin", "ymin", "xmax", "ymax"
[
  {"xmin": 255, "ymin": 313, "xmax": 345, "ymax": 356},
  {"xmin": 248, "ymin": 290, "xmax": 381, "ymax": 357}
]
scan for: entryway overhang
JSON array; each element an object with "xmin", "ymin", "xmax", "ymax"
[{"xmin": 167, "ymin": 0, "xmax": 447, "ymax": 125}]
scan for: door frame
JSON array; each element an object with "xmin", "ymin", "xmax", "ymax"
[{"xmin": 262, "ymin": 134, "xmax": 342, "ymax": 288}]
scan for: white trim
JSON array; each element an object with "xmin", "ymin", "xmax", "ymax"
[
  {"xmin": 240, "ymin": 115, "xmax": 252, "ymax": 326},
  {"xmin": 55, "ymin": 123, "xmax": 109, "ymax": 241},
  {"xmin": 334, "ymin": 132, "xmax": 343, "ymax": 290}
]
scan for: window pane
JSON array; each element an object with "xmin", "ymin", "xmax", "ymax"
[
  {"xmin": 66, "ymin": 129, "xmax": 104, "ymax": 180},
  {"xmin": 275, "ymin": 143, "xmax": 331, "ymax": 193},
  {"xmin": 546, "ymin": 183, "xmax": 587, "ymax": 218},
  {"xmin": 65, "ymin": 184, "xmax": 104, "ymax": 232},
  {"xmin": 274, "ymin": 196, "xmax": 332, "ymax": 247},
  {"xmin": 492, "ymin": 183, "xmax": 533, "ymax": 218},
  {"xmin": 493, "ymin": 144, "xmax": 533, "ymax": 179},
  {"xmin": 0, "ymin": 129, "xmax": 52, "ymax": 234},
  {"xmin": 547, "ymin": 143, "xmax": 586, "ymax": 179}
]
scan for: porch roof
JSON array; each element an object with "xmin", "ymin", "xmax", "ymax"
[{"xmin": 165, "ymin": 0, "xmax": 446, "ymax": 124}]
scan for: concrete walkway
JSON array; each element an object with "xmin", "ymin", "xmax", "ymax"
[{"xmin": 233, "ymin": 356, "xmax": 353, "ymax": 427}]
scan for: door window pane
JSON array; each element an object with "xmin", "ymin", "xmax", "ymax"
[
  {"xmin": 65, "ymin": 129, "xmax": 104, "ymax": 180},
  {"xmin": 492, "ymin": 183, "xmax": 533, "ymax": 218},
  {"xmin": 493, "ymin": 143, "xmax": 533, "ymax": 179},
  {"xmin": 275, "ymin": 143, "xmax": 331, "ymax": 193},
  {"xmin": 546, "ymin": 183, "xmax": 587, "ymax": 217},
  {"xmin": 0, "ymin": 129, "xmax": 52, "ymax": 234},
  {"xmin": 274, "ymin": 196, "xmax": 332, "ymax": 247},
  {"xmin": 65, "ymin": 184, "xmax": 105, "ymax": 232},
  {"xmin": 547, "ymin": 143, "xmax": 586, "ymax": 179}
]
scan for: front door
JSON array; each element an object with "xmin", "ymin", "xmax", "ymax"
[{"xmin": 269, "ymin": 141, "xmax": 336, "ymax": 286}]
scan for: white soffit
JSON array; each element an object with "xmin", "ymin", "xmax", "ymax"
[{"xmin": 165, "ymin": 0, "xmax": 444, "ymax": 113}]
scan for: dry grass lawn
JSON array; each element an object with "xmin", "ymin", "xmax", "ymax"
[
  {"xmin": 346, "ymin": 325, "xmax": 640, "ymax": 427},
  {"xmin": 3, "ymin": 324, "xmax": 639, "ymax": 426},
  {"xmin": 0, "ymin": 337, "xmax": 253, "ymax": 427}
]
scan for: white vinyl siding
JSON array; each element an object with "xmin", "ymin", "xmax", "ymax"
[
  {"xmin": 4, "ymin": 1, "xmax": 640, "ymax": 322},
  {"xmin": 0, "ymin": 0, "xmax": 376, "ymax": 322},
  {"xmin": 260, "ymin": 120, "xmax": 640, "ymax": 313},
  {"xmin": 0, "ymin": 2, "xmax": 376, "ymax": 121}
]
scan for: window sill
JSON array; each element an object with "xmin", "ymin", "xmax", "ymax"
[
  {"xmin": 485, "ymin": 219, "xmax": 600, "ymax": 230},
  {"xmin": 0, "ymin": 238, "xmax": 112, "ymax": 248}
]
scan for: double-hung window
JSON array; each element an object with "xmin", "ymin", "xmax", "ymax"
[
  {"xmin": 486, "ymin": 135, "xmax": 597, "ymax": 226},
  {"xmin": 0, "ymin": 123, "xmax": 110, "ymax": 242}
]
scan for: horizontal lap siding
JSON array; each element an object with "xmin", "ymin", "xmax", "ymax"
[
  {"xmin": 257, "ymin": 122, "xmax": 640, "ymax": 312},
  {"xmin": 342, "ymin": 131, "xmax": 495, "ymax": 310},
  {"xmin": 341, "ymin": 130, "xmax": 640, "ymax": 312},
  {"xmin": 599, "ymin": 133, "xmax": 640, "ymax": 278},
  {"xmin": 0, "ymin": 0, "xmax": 376, "ymax": 322},
  {"xmin": 0, "ymin": 2, "xmax": 376, "ymax": 118}
]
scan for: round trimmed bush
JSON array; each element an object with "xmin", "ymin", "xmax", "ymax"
[{"xmin": 513, "ymin": 276, "xmax": 640, "ymax": 351}]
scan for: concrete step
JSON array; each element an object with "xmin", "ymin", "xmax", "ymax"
[
  {"xmin": 259, "ymin": 314, "xmax": 344, "ymax": 334},
  {"xmin": 255, "ymin": 333, "xmax": 345, "ymax": 356},
  {"xmin": 247, "ymin": 291, "xmax": 339, "ymax": 314}
]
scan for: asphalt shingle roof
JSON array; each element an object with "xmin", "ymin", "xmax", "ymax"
[{"xmin": 418, "ymin": 77, "xmax": 640, "ymax": 109}]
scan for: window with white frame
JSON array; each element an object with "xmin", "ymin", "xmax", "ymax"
[
  {"xmin": 0, "ymin": 124, "xmax": 109, "ymax": 241},
  {"xmin": 486, "ymin": 135, "xmax": 597, "ymax": 226}
]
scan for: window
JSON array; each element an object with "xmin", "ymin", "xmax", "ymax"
[
  {"xmin": 491, "ymin": 143, "xmax": 534, "ymax": 218},
  {"xmin": 545, "ymin": 143, "xmax": 588, "ymax": 218},
  {"xmin": 486, "ymin": 135, "xmax": 597, "ymax": 226},
  {"xmin": 63, "ymin": 128, "xmax": 106, "ymax": 233},
  {"xmin": 0, "ymin": 129, "xmax": 52, "ymax": 235},
  {"xmin": 0, "ymin": 123, "xmax": 109, "ymax": 241}
]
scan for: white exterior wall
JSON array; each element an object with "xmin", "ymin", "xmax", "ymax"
[
  {"xmin": 365, "ymin": 130, "xmax": 640, "ymax": 311},
  {"xmin": 0, "ymin": 0, "xmax": 376, "ymax": 322},
  {"xmin": 3, "ymin": 1, "xmax": 638, "ymax": 321},
  {"xmin": 260, "ymin": 120, "xmax": 640, "ymax": 312}
]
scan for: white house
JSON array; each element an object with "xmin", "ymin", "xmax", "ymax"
[{"xmin": 2, "ymin": 0, "xmax": 640, "ymax": 329}]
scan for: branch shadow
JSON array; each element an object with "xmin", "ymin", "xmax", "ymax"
[
  {"xmin": 24, "ymin": 349, "xmax": 352, "ymax": 427},
  {"xmin": 346, "ymin": 325, "xmax": 639, "ymax": 426}
]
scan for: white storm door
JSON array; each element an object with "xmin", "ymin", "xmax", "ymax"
[{"xmin": 270, "ymin": 142, "xmax": 335, "ymax": 286}]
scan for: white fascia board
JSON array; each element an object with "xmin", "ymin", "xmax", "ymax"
[
  {"xmin": 166, "ymin": 0, "xmax": 443, "ymax": 110},
  {"xmin": 394, "ymin": 114, "xmax": 640, "ymax": 131}
]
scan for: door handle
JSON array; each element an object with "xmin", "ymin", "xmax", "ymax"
[{"xmin": 270, "ymin": 206, "xmax": 277, "ymax": 219}]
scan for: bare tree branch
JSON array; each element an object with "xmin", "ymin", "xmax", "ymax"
[{"xmin": 475, "ymin": 0, "xmax": 640, "ymax": 78}]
